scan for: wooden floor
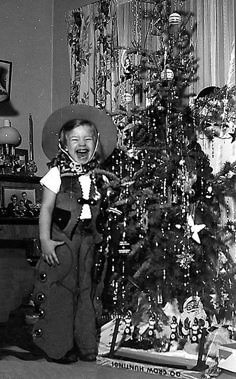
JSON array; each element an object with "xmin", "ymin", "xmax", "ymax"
[
  {"xmin": 0, "ymin": 354, "xmax": 158, "ymax": 379},
  {"xmin": 0, "ymin": 306, "xmax": 212, "ymax": 379},
  {"xmin": 0, "ymin": 306, "xmax": 160, "ymax": 379}
]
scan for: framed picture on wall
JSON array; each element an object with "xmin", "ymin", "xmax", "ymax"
[
  {"xmin": 15, "ymin": 148, "xmax": 28, "ymax": 164},
  {"xmin": 2, "ymin": 187, "xmax": 36, "ymax": 208},
  {"xmin": 0, "ymin": 60, "xmax": 12, "ymax": 102}
]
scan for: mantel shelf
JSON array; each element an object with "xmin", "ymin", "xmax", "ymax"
[
  {"xmin": 0, "ymin": 175, "xmax": 41, "ymax": 184},
  {"xmin": 0, "ymin": 217, "xmax": 39, "ymax": 225}
]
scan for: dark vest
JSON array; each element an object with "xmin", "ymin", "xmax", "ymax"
[{"xmin": 52, "ymin": 174, "xmax": 103, "ymax": 241}]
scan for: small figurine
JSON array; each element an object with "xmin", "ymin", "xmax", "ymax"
[
  {"xmin": 124, "ymin": 310, "xmax": 132, "ymax": 336},
  {"xmin": 170, "ymin": 316, "xmax": 178, "ymax": 341},
  {"xmin": 190, "ymin": 317, "xmax": 199, "ymax": 343},
  {"xmin": 198, "ymin": 318, "xmax": 206, "ymax": 340},
  {"xmin": 181, "ymin": 317, "xmax": 190, "ymax": 339},
  {"xmin": 147, "ymin": 313, "xmax": 156, "ymax": 338}
]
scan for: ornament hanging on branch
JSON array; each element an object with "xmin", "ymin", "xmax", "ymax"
[
  {"xmin": 229, "ymin": 129, "xmax": 236, "ymax": 143},
  {"xmin": 168, "ymin": 12, "xmax": 182, "ymax": 26},
  {"xmin": 177, "ymin": 30, "xmax": 191, "ymax": 49},
  {"xmin": 161, "ymin": 68, "xmax": 174, "ymax": 81},
  {"xmin": 187, "ymin": 214, "xmax": 206, "ymax": 244},
  {"xmin": 176, "ymin": 249, "xmax": 195, "ymax": 270}
]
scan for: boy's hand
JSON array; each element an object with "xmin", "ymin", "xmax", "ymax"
[{"xmin": 41, "ymin": 239, "xmax": 64, "ymax": 266}]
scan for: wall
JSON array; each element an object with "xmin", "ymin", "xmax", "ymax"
[
  {"xmin": 0, "ymin": 0, "xmax": 53, "ymax": 176},
  {"xmin": 0, "ymin": 0, "xmax": 96, "ymax": 176}
]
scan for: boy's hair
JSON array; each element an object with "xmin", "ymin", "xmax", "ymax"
[
  {"xmin": 48, "ymin": 119, "xmax": 106, "ymax": 168},
  {"xmin": 59, "ymin": 119, "xmax": 97, "ymax": 146}
]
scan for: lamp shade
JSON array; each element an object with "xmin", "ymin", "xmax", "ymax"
[{"xmin": 0, "ymin": 120, "xmax": 21, "ymax": 146}]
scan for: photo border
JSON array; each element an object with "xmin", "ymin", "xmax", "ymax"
[
  {"xmin": 0, "ymin": 60, "xmax": 12, "ymax": 102},
  {"xmin": 2, "ymin": 186, "xmax": 36, "ymax": 208}
]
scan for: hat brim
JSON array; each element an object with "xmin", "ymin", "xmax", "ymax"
[{"xmin": 42, "ymin": 104, "xmax": 117, "ymax": 161}]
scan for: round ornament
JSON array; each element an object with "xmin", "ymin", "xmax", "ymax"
[
  {"xmin": 168, "ymin": 12, "xmax": 182, "ymax": 26},
  {"xmin": 123, "ymin": 93, "xmax": 133, "ymax": 103},
  {"xmin": 177, "ymin": 30, "xmax": 190, "ymax": 49},
  {"xmin": 161, "ymin": 68, "xmax": 174, "ymax": 81}
]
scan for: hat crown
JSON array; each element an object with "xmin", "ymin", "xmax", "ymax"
[{"xmin": 42, "ymin": 104, "xmax": 117, "ymax": 162}]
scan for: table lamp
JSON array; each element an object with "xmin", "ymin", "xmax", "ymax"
[{"xmin": 0, "ymin": 119, "xmax": 21, "ymax": 156}]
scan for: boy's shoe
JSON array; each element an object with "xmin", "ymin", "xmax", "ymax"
[
  {"xmin": 79, "ymin": 351, "xmax": 97, "ymax": 362},
  {"xmin": 47, "ymin": 346, "xmax": 79, "ymax": 364}
]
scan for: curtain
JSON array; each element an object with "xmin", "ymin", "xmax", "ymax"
[
  {"xmin": 188, "ymin": 0, "xmax": 235, "ymax": 175},
  {"xmin": 188, "ymin": 0, "xmax": 235, "ymax": 95}
]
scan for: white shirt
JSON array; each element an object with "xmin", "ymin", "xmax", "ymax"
[{"xmin": 40, "ymin": 166, "xmax": 92, "ymax": 219}]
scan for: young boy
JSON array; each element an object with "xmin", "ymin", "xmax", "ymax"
[{"xmin": 32, "ymin": 104, "xmax": 117, "ymax": 363}]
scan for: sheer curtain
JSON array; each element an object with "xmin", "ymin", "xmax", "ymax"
[{"xmin": 188, "ymin": 0, "xmax": 235, "ymax": 95}]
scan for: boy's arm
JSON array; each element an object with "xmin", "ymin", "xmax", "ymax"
[
  {"xmin": 39, "ymin": 186, "xmax": 56, "ymax": 241},
  {"xmin": 39, "ymin": 186, "xmax": 63, "ymax": 265}
]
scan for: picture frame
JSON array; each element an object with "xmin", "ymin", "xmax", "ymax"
[
  {"xmin": 0, "ymin": 60, "xmax": 12, "ymax": 102},
  {"xmin": 2, "ymin": 186, "xmax": 36, "ymax": 209},
  {"xmin": 15, "ymin": 148, "xmax": 28, "ymax": 174},
  {"xmin": 15, "ymin": 148, "xmax": 28, "ymax": 165}
]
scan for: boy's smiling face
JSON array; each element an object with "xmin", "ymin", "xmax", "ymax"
[{"xmin": 65, "ymin": 123, "xmax": 97, "ymax": 165}]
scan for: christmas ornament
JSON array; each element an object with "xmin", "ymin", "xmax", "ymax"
[
  {"xmin": 205, "ymin": 185, "xmax": 214, "ymax": 199},
  {"xmin": 187, "ymin": 215, "xmax": 206, "ymax": 244},
  {"xmin": 229, "ymin": 130, "xmax": 236, "ymax": 143},
  {"xmin": 176, "ymin": 250, "xmax": 194, "ymax": 269},
  {"xmin": 161, "ymin": 68, "xmax": 174, "ymax": 81},
  {"xmin": 123, "ymin": 93, "xmax": 133, "ymax": 103},
  {"xmin": 209, "ymin": 292, "xmax": 218, "ymax": 310},
  {"xmin": 177, "ymin": 30, "xmax": 190, "ymax": 49},
  {"xmin": 168, "ymin": 12, "xmax": 182, "ymax": 26}
]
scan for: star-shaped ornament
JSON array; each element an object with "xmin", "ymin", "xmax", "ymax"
[
  {"xmin": 229, "ymin": 130, "xmax": 236, "ymax": 143},
  {"xmin": 187, "ymin": 215, "xmax": 206, "ymax": 244},
  {"xmin": 176, "ymin": 251, "xmax": 194, "ymax": 269},
  {"xmin": 209, "ymin": 293, "xmax": 218, "ymax": 309}
]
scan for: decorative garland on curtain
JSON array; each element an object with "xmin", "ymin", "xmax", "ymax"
[{"xmin": 66, "ymin": 0, "xmax": 114, "ymax": 109}]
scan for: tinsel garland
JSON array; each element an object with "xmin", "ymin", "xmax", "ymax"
[{"xmin": 192, "ymin": 85, "xmax": 236, "ymax": 140}]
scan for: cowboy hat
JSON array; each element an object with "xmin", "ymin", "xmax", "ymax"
[{"xmin": 42, "ymin": 104, "xmax": 117, "ymax": 161}]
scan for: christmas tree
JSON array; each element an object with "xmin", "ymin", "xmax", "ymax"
[{"xmin": 94, "ymin": 0, "xmax": 236, "ymax": 344}]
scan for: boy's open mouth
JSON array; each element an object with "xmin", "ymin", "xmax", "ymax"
[{"xmin": 76, "ymin": 149, "xmax": 89, "ymax": 159}]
